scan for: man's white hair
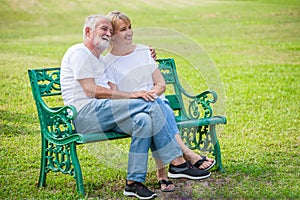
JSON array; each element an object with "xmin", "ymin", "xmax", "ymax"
[{"xmin": 83, "ymin": 14, "xmax": 111, "ymax": 40}]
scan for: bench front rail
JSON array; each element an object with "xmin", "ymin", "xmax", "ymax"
[{"xmin": 28, "ymin": 58, "xmax": 226, "ymax": 196}]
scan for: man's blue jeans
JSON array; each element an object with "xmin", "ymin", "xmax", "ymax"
[{"xmin": 74, "ymin": 98, "xmax": 182, "ymax": 183}]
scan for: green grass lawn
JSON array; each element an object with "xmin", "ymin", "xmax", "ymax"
[{"xmin": 1, "ymin": 0, "xmax": 299, "ymax": 199}]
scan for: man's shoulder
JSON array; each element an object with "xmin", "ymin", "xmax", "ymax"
[
  {"xmin": 66, "ymin": 43, "xmax": 87, "ymax": 54},
  {"xmin": 62, "ymin": 43, "xmax": 90, "ymax": 62}
]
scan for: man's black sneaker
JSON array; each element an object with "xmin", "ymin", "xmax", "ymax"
[
  {"xmin": 123, "ymin": 181, "xmax": 157, "ymax": 200},
  {"xmin": 168, "ymin": 161, "xmax": 211, "ymax": 180}
]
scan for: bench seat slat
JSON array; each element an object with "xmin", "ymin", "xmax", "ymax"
[
  {"xmin": 176, "ymin": 116, "xmax": 227, "ymax": 128},
  {"xmin": 76, "ymin": 132, "xmax": 130, "ymax": 144}
]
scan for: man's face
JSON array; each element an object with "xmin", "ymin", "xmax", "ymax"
[{"xmin": 92, "ymin": 18, "xmax": 113, "ymax": 51}]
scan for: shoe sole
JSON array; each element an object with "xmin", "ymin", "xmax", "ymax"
[
  {"xmin": 168, "ymin": 171, "xmax": 211, "ymax": 180},
  {"xmin": 123, "ymin": 190, "xmax": 157, "ymax": 200}
]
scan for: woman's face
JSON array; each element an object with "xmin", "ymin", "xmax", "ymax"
[{"xmin": 112, "ymin": 19, "xmax": 133, "ymax": 45}]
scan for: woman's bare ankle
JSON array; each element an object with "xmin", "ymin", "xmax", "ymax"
[{"xmin": 156, "ymin": 168, "xmax": 168, "ymax": 180}]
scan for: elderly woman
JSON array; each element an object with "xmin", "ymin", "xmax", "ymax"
[{"xmin": 103, "ymin": 11, "xmax": 215, "ymax": 194}]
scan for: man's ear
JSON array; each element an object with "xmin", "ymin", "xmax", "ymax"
[{"xmin": 85, "ymin": 27, "xmax": 91, "ymax": 38}]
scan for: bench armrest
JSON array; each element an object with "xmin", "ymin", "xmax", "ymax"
[
  {"xmin": 38, "ymin": 99, "xmax": 80, "ymax": 145},
  {"xmin": 180, "ymin": 88, "xmax": 218, "ymax": 119}
]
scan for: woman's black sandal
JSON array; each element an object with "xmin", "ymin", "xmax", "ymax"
[
  {"xmin": 158, "ymin": 179, "xmax": 175, "ymax": 192},
  {"xmin": 193, "ymin": 156, "xmax": 216, "ymax": 171}
]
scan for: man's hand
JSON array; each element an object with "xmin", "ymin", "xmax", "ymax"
[
  {"xmin": 149, "ymin": 46, "xmax": 157, "ymax": 61},
  {"xmin": 130, "ymin": 90, "xmax": 157, "ymax": 101}
]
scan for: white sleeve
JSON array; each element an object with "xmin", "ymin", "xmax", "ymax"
[{"xmin": 70, "ymin": 50, "xmax": 97, "ymax": 80}]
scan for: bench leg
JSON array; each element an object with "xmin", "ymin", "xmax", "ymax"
[
  {"xmin": 209, "ymin": 124, "xmax": 225, "ymax": 173},
  {"xmin": 38, "ymin": 137, "xmax": 85, "ymax": 195},
  {"xmin": 38, "ymin": 136, "xmax": 47, "ymax": 188},
  {"xmin": 70, "ymin": 143, "xmax": 85, "ymax": 196}
]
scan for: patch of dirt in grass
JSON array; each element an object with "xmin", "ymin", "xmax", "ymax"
[{"xmin": 154, "ymin": 174, "xmax": 231, "ymax": 199}]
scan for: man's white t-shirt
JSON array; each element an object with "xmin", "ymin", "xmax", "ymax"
[
  {"xmin": 103, "ymin": 44, "xmax": 165, "ymax": 99},
  {"xmin": 60, "ymin": 43, "xmax": 109, "ymax": 112}
]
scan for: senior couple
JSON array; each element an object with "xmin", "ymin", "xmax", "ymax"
[{"xmin": 60, "ymin": 11, "xmax": 215, "ymax": 199}]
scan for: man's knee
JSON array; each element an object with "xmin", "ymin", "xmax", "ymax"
[
  {"xmin": 133, "ymin": 112, "xmax": 151, "ymax": 128},
  {"xmin": 132, "ymin": 112, "xmax": 152, "ymax": 138}
]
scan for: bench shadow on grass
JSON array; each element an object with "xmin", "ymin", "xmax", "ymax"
[
  {"xmin": 151, "ymin": 162, "xmax": 275, "ymax": 199},
  {"xmin": 81, "ymin": 162, "xmax": 275, "ymax": 199},
  {"xmin": 31, "ymin": 151, "xmax": 279, "ymax": 199},
  {"xmin": 70, "ymin": 146, "xmax": 281, "ymax": 199},
  {"xmin": 75, "ymin": 142, "xmax": 261, "ymax": 199}
]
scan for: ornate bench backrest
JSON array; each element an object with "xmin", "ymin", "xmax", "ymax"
[
  {"xmin": 28, "ymin": 68, "xmax": 71, "ymax": 135},
  {"xmin": 157, "ymin": 58, "xmax": 185, "ymax": 117},
  {"xmin": 28, "ymin": 68, "xmax": 61, "ymax": 98},
  {"xmin": 28, "ymin": 59, "xmax": 189, "ymax": 125}
]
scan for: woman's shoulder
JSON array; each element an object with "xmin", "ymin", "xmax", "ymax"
[
  {"xmin": 134, "ymin": 44, "xmax": 152, "ymax": 57},
  {"xmin": 135, "ymin": 44, "xmax": 150, "ymax": 50}
]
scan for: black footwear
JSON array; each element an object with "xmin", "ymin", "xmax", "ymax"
[
  {"xmin": 193, "ymin": 156, "xmax": 216, "ymax": 171},
  {"xmin": 158, "ymin": 179, "xmax": 175, "ymax": 192},
  {"xmin": 168, "ymin": 161, "xmax": 211, "ymax": 180},
  {"xmin": 124, "ymin": 181, "xmax": 157, "ymax": 199}
]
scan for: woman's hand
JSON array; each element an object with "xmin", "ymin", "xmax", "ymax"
[{"xmin": 130, "ymin": 90, "xmax": 157, "ymax": 101}]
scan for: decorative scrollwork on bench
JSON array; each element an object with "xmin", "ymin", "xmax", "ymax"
[
  {"xmin": 36, "ymin": 69, "xmax": 61, "ymax": 96},
  {"xmin": 47, "ymin": 107, "xmax": 75, "ymax": 139},
  {"xmin": 188, "ymin": 95, "xmax": 212, "ymax": 119},
  {"xmin": 160, "ymin": 68, "xmax": 175, "ymax": 83},
  {"xmin": 45, "ymin": 143, "xmax": 75, "ymax": 177},
  {"xmin": 184, "ymin": 90, "xmax": 217, "ymax": 120},
  {"xmin": 157, "ymin": 60, "xmax": 176, "ymax": 84},
  {"xmin": 180, "ymin": 125, "xmax": 213, "ymax": 153}
]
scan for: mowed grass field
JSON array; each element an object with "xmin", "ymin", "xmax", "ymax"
[{"xmin": 0, "ymin": 0, "xmax": 299, "ymax": 199}]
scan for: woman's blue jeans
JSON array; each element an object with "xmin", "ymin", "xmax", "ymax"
[{"xmin": 74, "ymin": 98, "xmax": 182, "ymax": 183}]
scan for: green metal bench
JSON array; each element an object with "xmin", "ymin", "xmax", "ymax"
[{"xmin": 28, "ymin": 57, "xmax": 226, "ymax": 196}]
